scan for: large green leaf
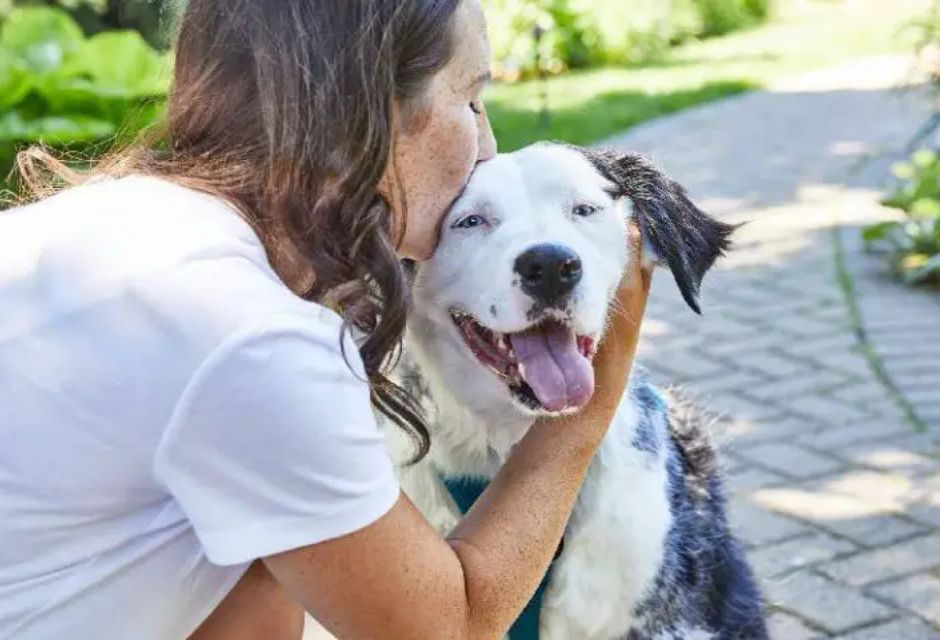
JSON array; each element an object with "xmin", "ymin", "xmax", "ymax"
[
  {"xmin": 59, "ymin": 31, "xmax": 171, "ymax": 98},
  {"xmin": 0, "ymin": 49, "xmax": 31, "ymax": 110},
  {"xmin": 0, "ymin": 111, "xmax": 115, "ymax": 144},
  {"xmin": 910, "ymin": 197, "xmax": 940, "ymax": 220},
  {"xmin": 36, "ymin": 76, "xmax": 135, "ymax": 122},
  {"xmin": 0, "ymin": 7, "xmax": 84, "ymax": 74}
]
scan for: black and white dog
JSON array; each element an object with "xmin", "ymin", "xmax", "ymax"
[{"xmin": 382, "ymin": 143, "xmax": 768, "ymax": 640}]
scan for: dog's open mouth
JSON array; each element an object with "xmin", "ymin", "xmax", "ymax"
[{"xmin": 451, "ymin": 310, "xmax": 597, "ymax": 413}]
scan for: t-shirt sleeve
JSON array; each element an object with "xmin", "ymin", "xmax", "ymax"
[{"xmin": 154, "ymin": 309, "xmax": 401, "ymax": 566}]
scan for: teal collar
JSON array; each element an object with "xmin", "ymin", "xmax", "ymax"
[{"xmin": 441, "ymin": 475, "xmax": 557, "ymax": 640}]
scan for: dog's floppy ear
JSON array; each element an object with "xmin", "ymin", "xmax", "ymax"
[{"xmin": 585, "ymin": 148, "xmax": 735, "ymax": 314}]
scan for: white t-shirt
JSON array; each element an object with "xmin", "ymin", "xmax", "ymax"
[{"xmin": 0, "ymin": 176, "xmax": 401, "ymax": 639}]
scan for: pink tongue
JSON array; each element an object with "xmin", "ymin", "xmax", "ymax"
[{"xmin": 509, "ymin": 324, "xmax": 595, "ymax": 412}]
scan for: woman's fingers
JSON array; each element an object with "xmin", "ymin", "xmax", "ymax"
[{"xmin": 589, "ymin": 221, "xmax": 652, "ymax": 410}]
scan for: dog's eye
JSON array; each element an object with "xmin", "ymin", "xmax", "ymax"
[
  {"xmin": 573, "ymin": 204, "xmax": 599, "ymax": 217},
  {"xmin": 453, "ymin": 214, "xmax": 486, "ymax": 230}
]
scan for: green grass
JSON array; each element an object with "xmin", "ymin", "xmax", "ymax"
[{"xmin": 486, "ymin": 0, "xmax": 930, "ymax": 151}]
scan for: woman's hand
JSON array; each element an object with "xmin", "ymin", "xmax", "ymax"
[{"xmin": 586, "ymin": 221, "xmax": 653, "ymax": 425}]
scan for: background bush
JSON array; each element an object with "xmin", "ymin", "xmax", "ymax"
[
  {"xmin": 2, "ymin": 0, "xmax": 179, "ymax": 49},
  {"xmin": 482, "ymin": 0, "xmax": 773, "ymax": 78},
  {"xmin": 864, "ymin": 150, "xmax": 940, "ymax": 286},
  {"xmin": 0, "ymin": 5, "xmax": 170, "ymax": 187},
  {"xmin": 696, "ymin": 0, "xmax": 771, "ymax": 37}
]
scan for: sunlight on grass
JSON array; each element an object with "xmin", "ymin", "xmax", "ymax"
[{"xmin": 486, "ymin": 0, "xmax": 930, "ymax": 151}]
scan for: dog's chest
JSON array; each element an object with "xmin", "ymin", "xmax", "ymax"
[{"xmin": 390, "ymin": 387, "xmax": 673, "ymax": 640}]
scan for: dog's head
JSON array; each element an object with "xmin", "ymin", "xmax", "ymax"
[{"xmin": 406, "ymin": 142, "xmax": 733, "ymax": 420}]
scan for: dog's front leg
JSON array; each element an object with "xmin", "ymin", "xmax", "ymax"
[{"xmin": 539, "ymin": 394, "xmax": 673, "ymax": 640}]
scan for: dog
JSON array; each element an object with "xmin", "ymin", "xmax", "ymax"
[{"xmin": 381, "ymin": 142, "xmax": 768, "ymax": 640}]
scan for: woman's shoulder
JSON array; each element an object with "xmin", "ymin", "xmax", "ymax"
[
  {"xmin": 3, "ymin": 172, "xmax": 341, "ymax": 357},
  {"xmin": 5, "ymin": 173, "xmax": 264, "ymax": 268},
  {"xmin": 43, "ymin": 174, "xmax": 262, "ymax": 253}
]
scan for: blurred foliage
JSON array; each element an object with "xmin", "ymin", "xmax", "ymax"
[
  {"xmin": 903, "ymin": 0, "xmax": 940, "ymax": 151},
  {"xmin": 482, "ymin": 0, "xmax": 772, "ymax": 79},
  {"xmin": 0, "ymin": 5, "xmax": 171, "ymax": 185},
  {"xmin": 862, "ymin": 0, "xmax": 940, "ymax": 288},
  {"xmin": 696, "ymin": 0, "xmax": 771, "ymax": 37},
  {"xmin": 1, "ymin": 0, "xmax": 178, "ymax": 49},
  {"xmin": 865, "ymin": 150, "xmax": 940, "ymax": 286}
]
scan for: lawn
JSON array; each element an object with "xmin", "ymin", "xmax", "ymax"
[{"xmin": 486, "ymin": 0, "xmax": 931, "ymax": 151}]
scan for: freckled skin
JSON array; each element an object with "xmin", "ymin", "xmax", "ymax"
[{"xmin": 380, "ymin": 0, "xmax": 498, "ymax": 261}]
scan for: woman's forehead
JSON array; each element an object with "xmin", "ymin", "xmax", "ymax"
[{"xmin": 443, "ymin": 0, "xmax": 491, "ymax": 87}]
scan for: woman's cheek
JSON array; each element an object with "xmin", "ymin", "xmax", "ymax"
[{"xmin": 444, "ymin": 111, "xmax": 479, "ymax": 190}]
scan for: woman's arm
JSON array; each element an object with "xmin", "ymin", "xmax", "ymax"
[{"xmin": 265, "ymin": 227, "xmax": 651, "ymax": 640}]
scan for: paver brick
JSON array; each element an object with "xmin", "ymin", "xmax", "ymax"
[
  {"xmin": 726, "ymin": 465, "xmax": 787, "ymax": 495},
  {"xmin": 751, "ymin": 482, "xmax": 928, "ymax": 546},
  {"xmin": 911, "ymin": 503, "xmax": 940, "ymax": 529},
  {"xmin": 788, "ymin": 394, "xmax": 879, "ymax": 427},
  {"xmin": 807, "ymin": 469, "xmax": 919, "ymax": 513},
  {"xmin": 746, "ymin": 373, "xmax": 854, "ymax": 402},
  {"xmin": 871, "ymin": 573, "xmax": 940, "ymax": 627},
  {"xmin": 766, "ymin": 571, "xmax": 895, "ymax": 633},
  {"xmin": 736, "ymin": 442, "xmax": 844, "ymax": 479},
  {"xmin": 797, "ymin": 418, "xmax": 912, "ymax": 449},
  {"xmin": 819, "ymin": 534, "xmax": 940, "ymax": 587},
  {"xmin": 827, "ymin": 381, "xmax": 897, "ymax": 407},
  {"xmin": 684, "ymin": 371, "xmax": 772, "ymax": 398},
  {"xmin": 837, "ymin": 618, "xmax": 940, "ymax": 640},
  {"xmin": 766, "ymin": 611, "xmax": 823, "ymax": 640},
  {"xmin": 820, "ymin": 514, "xmax": 930, "ymax": 548},
  {"xmin": 838, "ymin": 439, "xmax": 940, "ymax": 477},
  {"xmin": 740, "ymin": 350, "xmax": 811, "ymax": 379},
  {"xmin": 698, "ymin": 334, "xmax": 789, "ymax": 359},
  {"xmin": 641, "ymin": 347, "xmax": 731, "ymax": 381},
  {"xmin": 749, "ymin": 532, "xmax": 857, "ymax": 578},
  {"xmin": 702, "ymin": 393, "xmax": 784, "ymax": 423},
  {"xmin": 729, "ymin": 500, "xmax": 812, "ymax": 548}
]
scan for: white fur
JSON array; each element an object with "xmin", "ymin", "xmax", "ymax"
[{"xmin": 383, "ymin": 144, "xmax": 672, "ymax": 638}]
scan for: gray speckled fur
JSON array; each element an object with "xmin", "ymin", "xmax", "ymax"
[{"xmin": 626, "ymin": 384, "xmax": 767, "ymax": 639}]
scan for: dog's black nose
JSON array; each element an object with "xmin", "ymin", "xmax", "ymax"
[{"xmin": 514, "ymin": 244, "xmax": 582, "ymax": 304}]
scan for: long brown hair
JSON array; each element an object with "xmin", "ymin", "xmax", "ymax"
[{"xmin": 17, "ymin": 0, "xmax": 462, "ymax": 459}]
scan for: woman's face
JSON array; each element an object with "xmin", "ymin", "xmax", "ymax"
[{"xmin": 382, "ymin": 0, "xmax": 497, "ymax": 261}]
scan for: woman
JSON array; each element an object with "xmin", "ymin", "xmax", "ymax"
[{"xmin": 0, "ymin": 1, "xmax": 651, "ymax": 639}]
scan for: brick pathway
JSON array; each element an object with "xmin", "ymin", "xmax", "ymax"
[{"xmin": 605, "ymin": 55, "xmax": 940, "ymax": 638}]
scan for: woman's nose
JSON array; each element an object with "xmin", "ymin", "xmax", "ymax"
[{"xmin": 477, "ymin": 109, "xmax": 497, "ymax": 163}]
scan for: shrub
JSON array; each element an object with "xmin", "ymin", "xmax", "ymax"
[
  {"xmin": 2, "ymin": 1, "xmax": 178, "ymax": 50},
  {"xmin": 864, "ymin": 149, "xmax": 940, "ymax": 286},
  {"xmin": 483, "ymin": 0, "xmax": 773, "ymax": 78},
  {"xmin": 0, "ymin": 6, "xmax": 170, "ymax": 188},
  {"xmin": 695, "ymin": 0, "xmax": 770, "ymax": 36},
  {"xmin": 573, "ymin": 0, "xmax": 703, "ymax": 65},
  {"xmin": 484, "ymin": 0, "xmax": 600, "ymax": 80}
]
